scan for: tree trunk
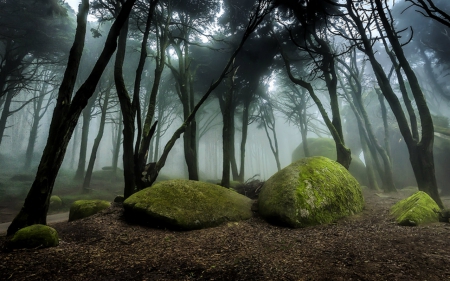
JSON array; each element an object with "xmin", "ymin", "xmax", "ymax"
[
  {"xmin": 131, "ymin": 0, "xmax": 159, "ymax": 190},
  {"xmin": 24, "ymin": 81, "xmax": 48, "ymax": 170},
  {"xmin": 219, "ymin": 85, "xmax": 233, "ymax": 187},
  {"xmin": 346, "ymin": 0, "xmax": 443, "ymax": 207},
  {"xmin": 114, "ymin": 18, "xmax": 136, "ymax": 199},
  {"xmin": 299, "ymin": 88, "xmax": 310, "ymax": 157},
  {"xmin": 260, "ymin": 105, "xmax": 281, "ymax": 171},
  {"xmin": 153, "ymin": 120, "xmax": 161, "ymax": 162},
  {"xmin": 74, "ymin": 103, "xmax": 93, "ymax": 181},
  {"xmin": 7, "ymin": 0, "xmax": 137, "ymax": 236},
  {"xmin": 145, "ymin": 3, "xmax": 271, "ymax": 185},
  {"xmin": 112, "ymin": 112, "xmax": 123, "ymax": 178},
  {"xmin": 375, "ymin": 0, "xmax": 441, "ymax": 203},
  {"xmin": 0, "ymin": 89, "xmax": 14, "ymax": 147},
  {"xmin": 237, "ymin": 99, "xmax": 250, "ymax": 182},
  {"xmin": 137, "ymin": 1, "xmax": 166, "ymax": 186},
  {"xmin": 229, "ymin": 109, "xmax": 239, "ymax": 181},
  {"xmin": 82, "ymin": 91, "xmax": 110, "ymax": 191},
  {"xmin": 358, "ymin": 124, "xmax": 380, "ymax": 190},
  {"xmin": 279, "ymin": 47, "xmax": 351, "ymax": 169}
]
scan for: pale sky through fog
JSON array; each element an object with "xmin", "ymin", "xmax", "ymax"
[{"xmin": 66, "ymin": 0, "xmax": 81, "ymax": 12}]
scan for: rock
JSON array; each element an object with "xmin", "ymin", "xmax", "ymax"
[
  {"xmin": 292, "ymin": 138, "xmax": 368, "ymax": 185},
  {"xmin": 391, "ymin": 191, "xmax": 440, "ymax": 226},
  {"xmin": 123, "ymin": 179, "xmax": 253, "ymax": 230},
  {"xmin": 258, "ymin": 156, "xmax": 364, "ymax": 228},
  {"xmin": 69, "ymin": 200, "xmax": 111, "ymax": 222},
  {"xmin": 9, "ymin": 224, "xmax": 59, "ymax": 249},
  {"xmin": 49, "ymin": 195, "xmax": 62, "ymax": 209},
  {"xmin": 437, "ymin": 210, "xmax": 450, "ymax": 223},
  {"xmin": 114, "ymin": 195, "xmax": 125, "ymax": 203}
]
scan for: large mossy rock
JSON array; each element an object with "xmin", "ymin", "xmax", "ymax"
[
  {"xmin": 123, "ymin": 179, "xmax": 253, "ymax": 230},
  {"xmin": 258, "ymin": 156, "xmax": 364, "ymax": 228},
  {"xmin": 391, "ymin": 191, "xmax": 440, "ymax": 226},
  {"xmin": 69, "ymin": 199, "xmax": 111, "ymax": 222},
  {"xmin": 292, "ymin": 138, "xmax": 367, "ymax": 185},
  {"xmin": 9, "ymin": 224, "xmax": 59, "ymax": 249}
]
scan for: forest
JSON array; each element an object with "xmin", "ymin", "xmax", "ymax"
[{"xmin": 1, "ymin": 0, "xmax": 450, "ymax": 279}]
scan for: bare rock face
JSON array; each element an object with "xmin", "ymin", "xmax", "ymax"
[
  {"xmin": 123, "ymin": 179, "xmax": 253, "ymax": 230},
  {"xmin": 258, "ymin": 156, "xmax": 364, "ymax": 228}
]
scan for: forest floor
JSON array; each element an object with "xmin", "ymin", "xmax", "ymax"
[{"xmin": 1, "ymin": 188, "xmax": 450, "ymax": 281}]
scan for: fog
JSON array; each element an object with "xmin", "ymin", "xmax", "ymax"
[{"xmin": 1, "ymin": 0, "xmax": 450, "ymax": 211}]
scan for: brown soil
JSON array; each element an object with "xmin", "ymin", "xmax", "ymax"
[{"xmin": 1, "ymin": 189, "xmax": 450, "ymax": 281}]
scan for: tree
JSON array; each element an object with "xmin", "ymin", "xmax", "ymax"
[
  {"xmin": 23, "ymin": 66, "xmax": 58, "ymax": 170},
  {"xmin": 82, "ymin": 79, "xmax": 112, "ymax": 191},
  {"xmin": 274, "ymin": 0, "xmax": 352, "ymax": 169},
  {"xmin": 254, "ymin": 96, "xmax": 281, "ymax": 171},
  {"xmin": 337, "ymin": 0, "xmax": 443, "ymax": 207},
  {"xmin": 144, "ymin": 0, "xmax": 275, "ymax": 186},
  {"xmin": 405, "ymin": 0, "xmax": 450, "ymax": 28},
  {"xmin": 275, "ymin": 82, "xmax": 315, "ymax": 157},
  {"xmin": 0, "ymin": 0, "xmax": 74, "ymax": 146},
  {"xmin": 8, "ymin": 0, "xmax": 138, "ymax": 236},
  {"xmin": 335, "ymin": 48, "xmax": 396, "ymax": 192}
]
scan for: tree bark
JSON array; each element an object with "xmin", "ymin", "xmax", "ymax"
[
  {"xmin": 0, "ymin": 89, "xmax": 14, "ymax": 147},
  {"xmin": 74, "ymin": 100, "xmax": 94, "ymax": 181},
  {"xmin": 145, "ymin": 1, "xmax": 272, "ymax": 185},
  {"xmin": 112, "ymin": 112, "xmax": 123, "ymax": 178},
  {"xmin": 24, "ymin": 78, "xmax": 50, "ymax": 170},
  {"xmin": 114, "ymin": 17, "xmax": 136, "ymax": 199},
  {"xmin": 374, "ymin": 0, "xmax": 441, "ymax": 204},
  {"xmin": 345, "ymin": 0, "xmax": 443, "ymax": 207},
  {"xmin": 82, "ymin": 90, "xmax": 110, "ymax": 191},
  {"xmin": 7, "ymin": 0, "xmax": 137, "ymax": 236},
  {"xmin": 279, "ymin": 45, "xmax": 351, "ymax": 169},
  {"xmin": 237, "ymin": 98, "xmax": 251, "ymax": 182}
]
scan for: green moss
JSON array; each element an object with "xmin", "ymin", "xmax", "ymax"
[
  {"xmin": 60, "ymin": 190, "xmax": 115, "ymax": 208},
  {"xmin": 9, "ymin": 224, "xmax": 59, "ymax": 249},
  {"xmin": 292, "ymin": 138, "xmax": 367, "ymax": 185},
  {"xmin": 391, "ymin": 191, "xmax": 440, "ymax": 226},
  {"xmin": 258, "ymin": 156, "xmax": 364, "ymax": 228},
  {"xmin": 123, "ymin": 179, "xmax": 253, "ymax": 230},
  {"xmin": 49, "ymin": 195, "xmax": 62, "ymax": 210},
  {"xmin": 68, "ymin": 199, "xmax": 111, "ymax": 222},
  {"xmin": 229, "ymin": 181, "xmax": 241, "ymax": 188}
]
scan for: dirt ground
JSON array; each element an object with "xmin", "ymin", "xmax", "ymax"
[{"xmin": 1, "ymin": 188, "xmax": 450, "ymax": 281}]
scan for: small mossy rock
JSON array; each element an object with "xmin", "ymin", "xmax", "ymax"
[
  {"xmin": 391, "ymin": 191, "xmax": 440, "ymax": 226},
  {"xmin": 9, "ymin": 224, "xmax": 59, "ymax": 249},
  {"xmin": 69, "ymin": 200, "xmax": 111, "ymax": 222},
  {"xmin": 123, "ymin": 179, "xmax": 253, "ymax": 230},
  {"xmin": 258, "ymin": 156, "xmax": 364, "ymax": 228},
  {"xmin": 292, "ymin": 138, "xmax": 368, "ymax": 185},
  {"xmin": 229, "ymin": 181, "xmax": 241, "ymax": 189},
  {"xmin": 114, "ymin": 195, "xmax": 125, "ymax": 203},
  {"xmin": 49, "ymin": 195, "xmax": 62, "ymax": 209}
]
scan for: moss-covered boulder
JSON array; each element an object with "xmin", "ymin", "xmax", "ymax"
[
  {"xmin": 9, "ymin": 224, "xmax": 59, "ymax": 249},
  {"xmin": 391, "ymin": 191, "xmax": 440, "ymax": 226},
  {"xmin": 292, "ymin": 138, "xmax": 368, "ymax": 185},
  {"xmin": 69, "ymin": 200, "xmax": 111, "ymax": 222},
  {"xmin": 49, "ymin": 195, "xmax": 63, "ymax": 210},
  {"xmin": 258, "ymin": 156, "xmax": 364, "ymax": 228},
  {"xmin": 123, "ymin": 179, "xmax": 253, "ymax": 230}
]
